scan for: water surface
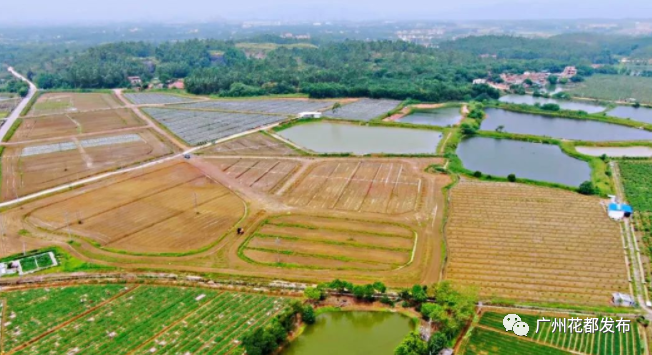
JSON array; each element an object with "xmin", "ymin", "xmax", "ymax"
[
  {"xmin": 499, "ymin": 95, "xmax": 605, "ymax": 113},
  {"xmin": 397, "ymin": 107, "xmax": 462, "ymax": 127},
  {"xmin": 278, "ymin": 122, "xmax": 441, "ymax": 155},
  {"xmin": 457, "ymin": 136, "xmax": 591, "ymax": 186},
  {"xmin": 482, "ymin": 108, "xmax": 652, "ymax": 142},
  {"xmin": 607, "ymin": 106, "xmax": 652, "ymax": 124},
  {"xmin": 282, "ymin": 312, "xmax": 414, "ymax": 355},
  {"xmin": 576, "ymin": 146, "xmax": 652, "ymax": 158}
]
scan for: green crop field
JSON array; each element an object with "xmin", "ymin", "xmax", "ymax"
[
  {"xmin": 0, "ymin": 284, "xmax": 289, "ymax": 355},
  {"xmin": 566, "ymin": 75, "xmax": 652, "ymax": 104},
  {"xmin": 463, "ymin": 328, "xmax": 571, "ymax": 355},
  {"xmin": 620, "ymin": 161, "xmax": 652, "ymax": 212},
  {"xmin": 471, "ymin": 312, "xmax": 643, "ymax": 355}
]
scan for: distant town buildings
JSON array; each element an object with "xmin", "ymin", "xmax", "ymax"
[
  {"xmin": 560, "ymin": 66, "xmax": 578, "ymax": 78},
  {"xmin": 127, "ymin": 76, "xmax": 142, "ymax": 87}
]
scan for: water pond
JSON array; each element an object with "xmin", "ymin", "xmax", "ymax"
[
  {"xmin": 278, "ymin": 121, "xmax": 442, "ymax": 155},
  {"xmin": 607, "ymin": 106, "xmax": 652, "ymax": 124},
  {"xmin": 457, "ymin": 136, "xmax": 592, "ymax": 186},
  {"xmin": 481, "ymin": 108, "xmax": 652, "ymax": 142},
  {"xmin": 282, "ymin": 311, "xmax": 414, "ymax": 355},
  {"xmin": 499, "ymin": 95, "xmax": 605, "ymax": 113},
  {"xmin": 576, "ymin": 146, "xmax": 652, "ymax": 158},
  {"xmin": 397, "ymin": 107, "xmax": 462, "ymax": 127}
]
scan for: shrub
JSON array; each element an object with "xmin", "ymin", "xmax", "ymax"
[
  {"xmin": 578, "ymin": 181, "xmax": 597, "ymax": 195},
  {"xmin": 302, "ymin": 305, "xmax": 316, "ymax": 325},
  {"xmin": 507, "ymin": 174, "xmax": 516, "ymax": 182},
  {"xmin": 473, "ymin": 171, "xmax": 482, "ymax": 178}
]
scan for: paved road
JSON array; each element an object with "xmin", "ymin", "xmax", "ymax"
[{"xmin": 0, "ymin": 67, "xmax": 37, "ymax": 141}]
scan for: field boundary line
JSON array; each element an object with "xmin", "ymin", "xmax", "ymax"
[
  {"xmin": 6, "ymin": 285, "xmax": 140, "ymax": 355},
  {"xmin": 250, "ymin": 161, "xmax": 282, "ymax": 187},
  {"xmin": 124, "ymin": 293, "xmax": 221, "ymax": 355}
]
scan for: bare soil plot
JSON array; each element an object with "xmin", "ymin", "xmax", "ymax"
[
  {"xmin": 208, "ymin": 158, "xmax": 300, "ymax": 193},
  {"xmin": 2, "ymin": 130, "xmax": 174, "ymax": 201},
  {"xmin": 200, "ymin": 133, "xmax": 300, "ymax": 156},
  {"xmin": 285, "ymin": 161, "xmax": 421, "ymax": 214},
  {"xmin": 242, "ymin": 215, "xmax": 415, "ymax": 270},
  {"xmin": 444, "ymin": 180, "xmax": 629, "ymax": 305},
  {"xmin": 10, "ymin": 109, "xmax": 145, "ymax": 142},
  {"xmin": 29, "ymin": 92, "xmax": 123, "ymax": 116},
  {"xmin": 27, "ymin": 163, "xmax": 245, "ymax": 254}
]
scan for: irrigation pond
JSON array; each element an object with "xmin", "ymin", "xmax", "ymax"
[
  {"xmin": 499, "ymin": 94, "xmax": 605, "ymax": 113},
  {"xmin": 397, "ymin": 107, "xmax": 462, "ymax": 127},
  {"xmin": 457, "ymin": 136, "xmax": 592, "ymax": 186},
  {"xmin": 278, "ymin": 121, "xmax": 442, "ymax": 155},
  {"xmin": 482, "ymin": 108, "xmax": 652, "ymax": 142},
  {"xmin": 607, "ymin": 105, "xmax": 652, "ymax": 124},
  {"xmin": 282, "ymin": 311, "xmax": 414, "ymax": 355}
]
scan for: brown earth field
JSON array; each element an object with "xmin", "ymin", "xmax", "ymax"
[
  {"xmin": 26, "ymin": 162, "xmax": 246, "ymax": 254},
  {"xmin": 242, "ymin": 215, "xmax": 415, "ymax": 270},
  {"xmin": 0, "ymin": 153, "xmax": 450, "ymax": 287},
  {"xmin": 199, "ymin": 133, "xmax": 301, "ymax": 156},
  {"xmin": 284, "ymin": 160, "xmax": 422, "ymax": 214},
  {"xmin": 1, "ymin": 129, "xmax": 175, "ymax": 201},
  {"xmin": 444, "ymin": 179, "xmax": 630, "ymax": 306},
  {"xmin": 10, "ymin": 109, "xmax": 145, "ymax": 142},
  {"xmin": 28, "ymin": 92, "xmax": 124, "ymax": 116},
  {"xmin": 204, "ymin": 158, "xmax": 301, "ymax": 194}
]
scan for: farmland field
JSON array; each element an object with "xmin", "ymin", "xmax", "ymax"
[
  {"xmin": 331, "ymin": 98, "xmax": 402, "ymax": 121},
  {"xmin": 207, "ymin": 158, "xmax": 301, "ymax": 193},
  {"xmin": 619, "ymin": 161, "xmax": 652, "ymax": 212},
  {"xmin": 0, "ymin": 284, "xmax": 289, "ymax": 355},
  {"xmin": 200, "ymin": 132, "xmax": 300, "ymax": 156},
  {"xmin": 242, "ymin": 215, "xmax": 416, "ymax": 270},
  {"xmin": 285, "ymin": 161, "xmax": 422, "ymax": 214},
  {"xmin": 143, "ymin": 107, "xmax": 289, "ymax": 145},
  {"xmin": 123, "ymin": 93, "xmax": 202, "ymax": 105},
  {"xmin": 467, "ymin": 311, "xmax": 644, "ymax": 355},
  {"xmin": 27, "ymin": 162, "xmax": 245, "ymax": 254},
  {"xmin": 1, "ymin": 130, "xmax": 173, "ymax": 201},
  {"xmin": 566, "ymin": 75, "xmax": 652, "ymax": 104},
  {"xmin": 10, "ymin": 109, "xmax": 145, "ymax": 142},
  {"xmin": 463, "ymin": 327, "xmax": 572, "ymax": 355},
  {"xmin": 445, "ymin": 180, "xmax": 629, "ymax": 305},
  {"xmin": 176, "ymin": 98, "xmax": 336, "ymax": 114},
  {"xmin": 28, "ymin": 92, "xmax": 124, "ymax": 116}
]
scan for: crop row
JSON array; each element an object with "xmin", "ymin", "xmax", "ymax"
[
  {"xmin": 331, "ymin": 98, "xmax": 401, "ymax": 121},
  {"xmin": 479, "ymin": 312, "xmax": 643, "ymax": 355},
  {"xmin": 144, "ymin": 108, "xmax": 287, "ymax": 145},
  {"xmin": 619, "ymin": 161, "xmax": 652, "ymax": 212},
  {"xmin": 3, "ymin": 284, "xmax": 128, "ymax": 351},
  {"xmin": 14, "ymin": 286, "xmax": 214, "ymax": 355},
  {"xmin": 177, "ymin": 99, "xmax": 335, "ymax": 115},
  {"xmin": 124, "ymin": 93, "xmax": 200, "ymax": 105},
  {"xmin": 463, "ymin": 327, "xmax": 571, "ymax": 355},
  {"xmin": 135, "ymin": 292, "xmax": 287, "ymax": 355}
]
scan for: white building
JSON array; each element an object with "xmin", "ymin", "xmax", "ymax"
[
  {"xmin": 612, "ymin": 293, "xmax": 636, "ymax": 307},
  {"xmin": 298, "ymin": 112, "xmax": 322, "ymax": 119}
]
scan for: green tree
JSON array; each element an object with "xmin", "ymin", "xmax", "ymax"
[
  {"xmin": 394, "ymin": 331, "xmax": 428, "ymax": 355},
  {"xmin": 428, "ymin": 333, "xmax": 448, "ymax": 354},
  {"xmin": 304, "ymin": 287, "xmax": 325, "ymax": 302},
  {"xmin": 332, "ymin": 102, "xmax": 342, "ymax": 114},
  {"xmin": 460, "ymin": 122, "xmax": 478, "ymax": 135},
  {"xmin": 372, "ymin": 281, "xmax": 387, "ymax": 293},
  {"xmin": 302, "ymin": 305, "xmax": 316, "ymax": 324},
  {"xmin": 507, "ymin": 174, "xmax": 516, "ymax": 182},
  {"xmin": 578, "ymin": 181, "xmax": 597, "ymax": 195},
  {"xmin": 547, "ymin": 75, "xmax": 558, "ymax": 85},
  {"xmin": 411, "ymin": 285, "xmax": 428, "ymax": 304}
]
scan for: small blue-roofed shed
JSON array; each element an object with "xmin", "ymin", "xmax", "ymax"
[{"xmin": 608, "ymin": 203, "xmax": 633, "ymax": 220}]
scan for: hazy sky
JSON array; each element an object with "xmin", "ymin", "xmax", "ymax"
[{"xmin": 2, "ymin": 0, "xmax": 652, "ymax": 25}]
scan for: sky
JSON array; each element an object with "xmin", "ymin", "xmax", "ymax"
[{"xmin": 1, "ymin": 0, "xmax": 652, "ymax": 25}]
